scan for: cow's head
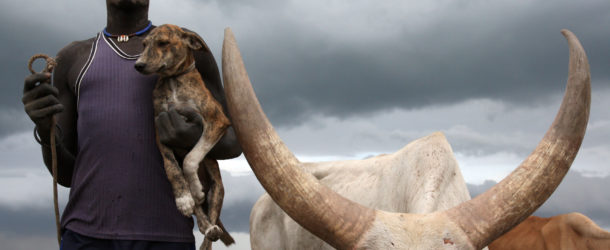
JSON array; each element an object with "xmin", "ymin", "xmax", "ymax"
[{"xmin": 222, "ymin": 28, "xmax": 590, "ymax": 249}]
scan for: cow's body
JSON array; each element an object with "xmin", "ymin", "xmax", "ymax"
[
  {"xmin": 489, "ymin": 213, "xmax": 610, "ymax": 250},
  {"xmin": 250, "ymin": 132, "xmax": 472, "ymax": 249}
]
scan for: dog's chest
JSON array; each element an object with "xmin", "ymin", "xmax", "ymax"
[{"xmin": 153, "ymin": 78, "xmax": 200, "ymax": 112}]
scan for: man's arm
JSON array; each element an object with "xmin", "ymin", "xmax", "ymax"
[
  {"xmin": 193, "ymin": 41, "xmax": 242, "ymax": 160},
  {"xmin": 22, "ymin": 41, "xmax": 88, "ymax": 187}
]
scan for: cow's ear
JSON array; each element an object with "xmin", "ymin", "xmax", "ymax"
[{"xmin": 182, "ymin": 30, "xmax": 210, "ymax": 52}]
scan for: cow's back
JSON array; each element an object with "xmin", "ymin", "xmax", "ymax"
[{"xmin": 249, "ymin": 132, "xmax": 473, "ymax": 249}]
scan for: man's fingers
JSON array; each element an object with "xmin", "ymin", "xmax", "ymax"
[
  {"xmin": 22, "ymin": 83, "xmax": 59, "ymax": 104},
  {"xmin": 24, "ymin": 95, "xmax": 61, "ymax": 112},
  {"xmin": 168, "ymin": 107, "xmax": 199, "ymax": 134},
  {"xmin": 28, "ymin": 104, "xmax": 64, "ymax": 120},
  {"xmin": 168, "ymin": 108, "xmax": 188, "ymax": 125},
  {"xmin": 155, "ymin": 112, "xmax": 171, "ymax": 130},
  {"xmin": 22, "ymin": 73, "xmax": 59, "ymax": 126},
  {"xmin": 170, "ymin": 108, "xmax": 203, "ymax": 140},
  {"xmin": 157, "ymin": 108, "xmax": 203, "ymax": 149},
  {"xmin": 24, "ymin": 73, "xmax": 51, "ymax": 92},
  {"xmin": 173, "ymin": 106, "xmax": 203, "ymax": 124},
  {"xmin": 158, "ymin": 111, "xmax": 176, "ymax": 128}
]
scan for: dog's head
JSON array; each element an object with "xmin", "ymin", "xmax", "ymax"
[{"xmin": 135, "ymin": 24, "xmax": 209, "ymax": 77}]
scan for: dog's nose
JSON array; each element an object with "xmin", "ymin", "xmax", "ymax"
[{"xmin": 134, "ymin": 62, "xmax": 146, "ymax": 72}]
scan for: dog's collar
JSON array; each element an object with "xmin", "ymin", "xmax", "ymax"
[
  {"xmin": 172, "ymin": 62, "xmax": 197, "ymax": 78},
  {"xmin": 103, "ymin": 21, "xmax": 153, "ymax": 43}
]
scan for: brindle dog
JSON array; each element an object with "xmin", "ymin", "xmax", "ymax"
[{"xmin": 134, "ymin": 24, "xmax": 230, "ymax": 245}]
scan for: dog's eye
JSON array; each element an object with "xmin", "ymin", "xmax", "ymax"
[{"xmin": 158, "ymin": 41, "xmax": 169, "ymax": 47}]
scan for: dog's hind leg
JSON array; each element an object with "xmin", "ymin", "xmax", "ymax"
[
  {"xmin": 200, "ymin": 158, "xmax": 231, "ymax": 250},
  {"xmin": 157, "ymin": 142, "xmax": 195, "ymax": 217},
  {"xmin": 202, "ymin": 158, "xmax": 225, "ymax": 231}
]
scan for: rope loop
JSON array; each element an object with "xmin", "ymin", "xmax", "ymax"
[{"xmin": 28, "ymin": 54, "xmax": 56, "ymax": 74}]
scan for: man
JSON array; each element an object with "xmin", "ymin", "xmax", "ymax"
[{"xmin": 21, "ymin": 0, "xmax": 241, "ymax": 249}]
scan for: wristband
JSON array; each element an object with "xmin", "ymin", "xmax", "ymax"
[{"xmin": 33, "ymin": 125, "xmax": 63, "ymax": 147}]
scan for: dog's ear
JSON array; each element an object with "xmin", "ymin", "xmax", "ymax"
[{"xmin": 182, "ymin": 30, "xmax": 210, "ymax": 52}]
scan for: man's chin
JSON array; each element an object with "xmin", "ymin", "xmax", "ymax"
[{"xmin": 107, "ymin": 0, "xmax": 149, "ymax": 9}]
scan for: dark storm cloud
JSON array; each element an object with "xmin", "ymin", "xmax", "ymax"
[
  {"xmin": 468, "ymin": 170, "xmax": 610, "ymax": 228},
  {"xmin": 1, "ymin": 0, "xmax": 608, "ymax": 131},
  {"xmin": 207, "ymin": 0, "xmax": 286, "ymax": 14},
  {"xmin": 0, "ymin": 23, "xmax": 64, "ymax": 137},
  {"xmin": 232, "ymin": 0, "xmax": 610, "ymax": 126},
  {"xmin": 0, "ymin": 0, "xmax": 104, "ymax": 137}
]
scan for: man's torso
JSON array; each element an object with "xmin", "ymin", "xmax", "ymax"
[{"xmin": 57, "ymin": 32, "xmax": 195, "ymax": 242}]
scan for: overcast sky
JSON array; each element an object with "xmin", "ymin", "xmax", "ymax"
[{"xmin": 1, "ymin": 0, "xmax": 609, "ymax": 249}]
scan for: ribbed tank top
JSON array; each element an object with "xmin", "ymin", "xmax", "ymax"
[{"xmin": 61, "ymin": 33, "xmax": 194, "ymax": 242}]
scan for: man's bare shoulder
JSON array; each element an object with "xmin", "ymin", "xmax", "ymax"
[
  {"xmin": 53, "ymin": 36, "xmax": 98, "ymax": 92},
  {"xmin": 56, "ymin": 36, "xmax": 97, "ymax": 66}
]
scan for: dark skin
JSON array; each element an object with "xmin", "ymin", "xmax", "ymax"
[{"xmin": 21, "ymin": 0, "xmax": 241, "ymax": 187}]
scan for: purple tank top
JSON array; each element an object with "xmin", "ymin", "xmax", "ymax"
[{"xmin": 61, "ymin": 33, "xmax": 194, "ymax": 242}]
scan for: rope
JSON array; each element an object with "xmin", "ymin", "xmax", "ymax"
[{"xmin": 28, "ymin": 54, "xmax": 61, "ymax": 246}]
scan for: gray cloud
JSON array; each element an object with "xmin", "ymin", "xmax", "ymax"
[
  {"xmin": 0, "ymin": 170, "xmax": 606, "ymax": 247},
  {"xmin": 219, "ymin": 199, "xmax": 257, "ymax": 233},
  {"xmin": 234, "ymin": 0, "xmax": 610, "ymax": 126},
  {"xmin": 0, "ymin": 233, "xmax": 57, "ymax": 250},
  {"xmin": 0, "ymin": 0, "xmax": 104, "ymax": 137},
  {"xmin": 0, "ymin": 206, "xmax": 57, "ymax": 236},
  {"xmin": 219, "ymin": 170, "xmax": 265, "ymax": 233},
  {"xmin": 276, "ymin": 88, "xmax": 610, "ymax": 180},
  {"xmin": 0, "ymin": 109, "xmax": 33, "ymax": 139},
  {"xmin": 0, "ymin": 168, "xmax": 263, "ymax": 235},
  {"xmin": 2, "ymin": 0, "xmax": 609, "ymax": 131},
  {"xmin": 468, "ymin": 170, "xmax": 610, "ymax": 228},
  {"xmin": 223, "ymin": 169, "xmax": 610, "ymax": 233},
  {"xmin": 0, "ymin": 170, "xmax": 261, "ymax": 242}
]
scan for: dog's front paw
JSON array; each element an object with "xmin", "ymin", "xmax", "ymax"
[
  {"xmin": 204, "ymin": 225, "xmax": 223, "ymax": 242},
  {"xmin": 175, "ymin": 195, "xmax": 195, "ymax": 217}
]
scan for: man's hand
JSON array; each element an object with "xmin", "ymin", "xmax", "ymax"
[
  {"xmin": 22, "ymin": 72, "xmax": 64, "ymax": 135},
  {"xmin": 155, "ymin": 107, "xmax": 203, "ymax": 156}
]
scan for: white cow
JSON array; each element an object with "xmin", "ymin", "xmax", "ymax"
[
  {"xmin": 222, "ymin": 28, "xmax": 591, "ymax": 250},
  {"xmin": 250, "ymin": 132, "xmax": 472, "ymax": 249}
]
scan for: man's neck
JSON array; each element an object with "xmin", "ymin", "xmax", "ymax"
[{"xmin": 105, "ymin": 4, "xmax": 150, "ymax": 35}]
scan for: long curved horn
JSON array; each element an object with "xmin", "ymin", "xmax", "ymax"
[
  {"xmin": 224, "ymin": 27, "xmax": 590, "ymax": 249},
  {"xmin": 222, "ymin": 28, "xmax": 375, "ymax": 249},
  {"xmin": 444, "ymin": 29, "xmax": 591, "ymax": 249}
]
